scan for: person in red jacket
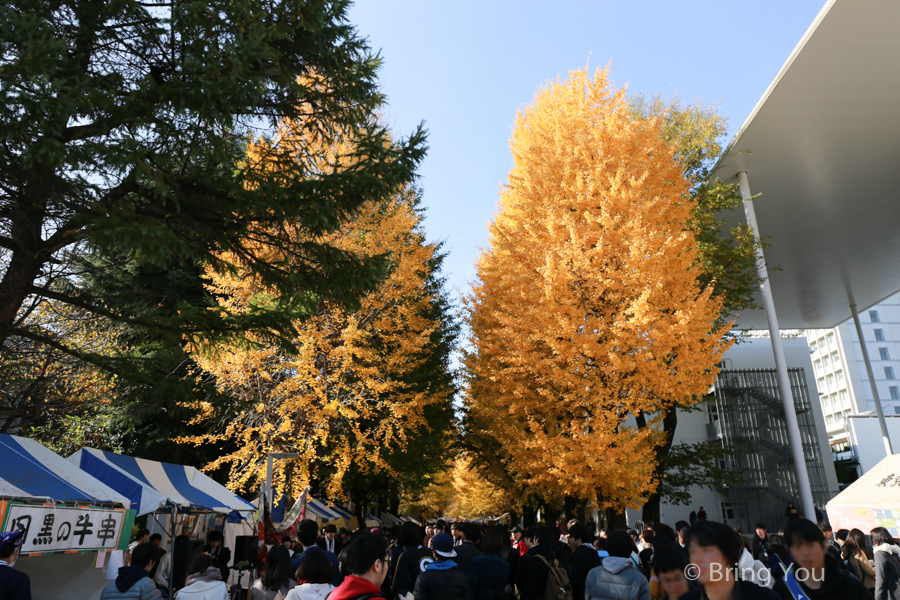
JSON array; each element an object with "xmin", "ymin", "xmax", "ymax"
[
  {"xmin": 510, "ymin": 527, "xmax": 528, "ymax": 557},
  {"xmin": 329, "ymin": 533, "xmax": 390, "ymax": 600}
]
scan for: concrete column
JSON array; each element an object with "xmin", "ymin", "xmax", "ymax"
[{"xmin": 738, "ymin": 171, "xmax": 817, "ymax": 521}]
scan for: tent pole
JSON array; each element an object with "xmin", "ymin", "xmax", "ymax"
[
  {"xmin": 738, "ymin": 170, "xmax": 818, "ymax": 521},
  {"xmin": 850, "ymin": 302, "xmax": 893, "ymax": 455}
]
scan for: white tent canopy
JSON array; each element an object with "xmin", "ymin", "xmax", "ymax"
[{"xmin": 826, "ymin": 453, "xmax": 900, "ymax": 534}]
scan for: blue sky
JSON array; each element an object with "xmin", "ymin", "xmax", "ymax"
[{"xmin": 348, "ymin": 0, "xmax": 826, "ymax": 302}]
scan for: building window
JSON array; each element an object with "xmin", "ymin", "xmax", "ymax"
[
  {"xmin": 814, "ymin": 359, "xmax": 822, "ymax": 373},
  {"xmin": 840, "ymin": 389, "xmax": 849, "ymax": 404},
  {"xmin": 823, "ymin": 355, "xmax": 831, "ymax": 368},
  {"xmin": 891, "ymin": 386, "xmax": 900, "ymax": 400},
  {"xmin": 826, "ymin": 414, "xmax": 833, "ymax": 424},
  {"xmin": 895, "ymin": 406, "xmax": 900, "ymax": 415},
  {"xmin": 810, "ymin": 340, "xmax": 817, "ymax": 352},
  {"xmin": 827, "ymin": 333, "xmax": 836, "ymax": 347},
  {"xmin": 826, "ymin": 374, "xmax": 835, "ymax": 389},
  {"xmin": 881, "ymin": 348, "xmax": 891, "ymax": 360},
  {"xmin": 887, "ymin": 367, "xmax": 896, "ymax": 380},
  {"xmin": 837, "ymin": 370, "xmax": 845, "ymax": 385},
  {"xmin": 817, "ymin": 377, "xmax": 825, "ymax": 391},
  {"xmin": 876, "ymin": 329, "xmax": 885, "ymax": 341},
  {"xmin": 871, "ymin": 310, "xmax": 880, "ymax": 323}
]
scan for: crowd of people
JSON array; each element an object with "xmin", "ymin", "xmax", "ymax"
[{"xmin": 6, "ymin": 512, "xmax": 900, "ymax": 600}]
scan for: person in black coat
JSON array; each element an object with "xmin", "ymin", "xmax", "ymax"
[
  {"xmin": 453, "ymin": 523, "xmax": 483, "ymax": 577},
  {"xmin": 567, "ymin": 523, "xmax": 600, "ymax": 600},
  {"xmin": 0, "ymin": 531, "xmax": 31, "ymax": 600},
  {"xmin": 317, "ymin": 523, "xmax": 344, "ymax": 555},
  {"xmin": 515, "ymin": 526, "xmax": 556, "ymax": 600},
  {"xmin": 204, "ymin": 529, "xmax": 231, "ymax": 584},
  {"xmin": 413, "ymin": 532, "xmax": 469, "ymax": 600},
  {"xmin": 678, "ymin": 520, "xmax": 780, "ymax": 600},
  {"xmin": 771, "ymin": 518, "xmax": 872, "ymax": 600}
]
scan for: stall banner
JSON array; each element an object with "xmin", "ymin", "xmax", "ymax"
[
  {"xmin": 826, "ymin": 505, "xmax": 900, "ymax": 537},
  {"xmin": 0, "ymin": 503, "xmax": 133, "ymax": 555}
]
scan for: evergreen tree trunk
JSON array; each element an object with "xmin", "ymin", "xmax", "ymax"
[
  {"xmin": 636, "ymin": 407, "xmax": 679, "ymax": 524},
  {"xmin": 605, "ymin": 507, "xmax": 627, "ymax": 531}
]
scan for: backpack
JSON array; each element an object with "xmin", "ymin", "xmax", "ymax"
[{"xmin": 534, "ymin": 555, "xmax": 573, "ymax": 600}]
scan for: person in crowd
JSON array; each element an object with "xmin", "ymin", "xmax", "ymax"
[
  {"xmin": 871, "ymin": 526, "xmax": 900, "ymax": 600},
  {"xmin": 785, "ymin": 503, "xmax": 800, "ymax": 523},
  {"xmin": 451, "ymin": 523, "xmax": 464, "ymax": 547},
  {"xmin": 751, "ymin": 523, "xmax": 769, "ymax": 562},
  {"xmin": 392, "ymin": 522, "xmax": 433, "ymax": 599},
  {"xmin": 598, "ymin": 529, "xmax": 608, "ymax": 540},
  {"xmin": 204, "ymin": 530, "xmax": 231, "ymax": 585},
  {"xmin": 629, "ymin": 529, "xmax": 643, "ymax": 552},
  {"xmin": 147, "ymin": 533, "xmax": 166, "ymax": 580},
  {"xmin": 129, "ymin": 528, "xmax": 151, "ymax": 560},
  {"xmin": 292, "ymin": 519, "xmax": 341, "ymax": 587},
  {"xmin": 516, "ymin": 526, "xmax": 556, "ymax": 600},
  {"xmin": 842, "ymin": 540, "xmax": 876, "ymax": 594},
  {"xmin": 454, "ymin": 523, "xmax": 484, "ymax": 577},
  {"xmin": 697, "ymin": 507, "xmax": 708, "ymax": 522},
  {"xmin": 285, "ymin": 549, "xmax": 335, "ymax": 600},
  {"xmin": 0, "ymin": 531, "xmax": 31, "ymax": 600},
  {"xmin": 568, "ymin": 523, "xmax": 601, "ymax": 600},
  {"xmin": 425, "ymin": 524, "xmax": 435, "ymax": 548},
  {"xmin": 817, "ymin": 521, "xmax": 841, "ymax": 565},
  {"xmin": 836, "ymin": 529, "xmax": 849, "ymax": 547},
  {"xmin": 639, "ymin": 530, "xmax": 655, "ymax": 574},
  {"xmin": 282, "ymin": 535, "xmax": 296, "ymax": 557},
  {"xmin": 848, "ymin": 529, "xmax": 875, "ymax": 591},
  {"xmin": 317, "ymin": 524, "xmax": 343, "ymax": 555},
  {"xmin": 651, "ymin": 546, "xmax": 691, "ymax": 600},
  {"xmin": 469, "ymin": 527, "xmax": 511, "ymax": 600},
  {"xmin": 771, "ymin": 518, "xmax": 871, "ymax": 600},
  {"xmin": 511, "ymin": 527, "xmax": 528, "ymax": 557},
  {"xmin": 328, "ymin": 534, "xmax": 391, "ymax": 600},
  {"xmin": 339, "ymin": 528, "xmax": 353, "ymax": 547},
  {"xmin": 251, "ymin": 545, "xmax": 296, "ymax": 600},
  {"xmin": 647, "ymin": 532, "xmax": 676, "ymax": 599},
  {"xmin": 593, "ymin": 537, "xmax": 609, "ymax": 562},
  {"xmin": 101, "ymin": 541, "xmax": 159, "ymax": 600},
  {"xmin": 412, "ymin": 532, "xmax": 468, "ymax": 600},
  {"xmin": 675, "ymin": 521, "xmax": 690, "ymax": 558},
  {"xmin": 176, "ymin": 553, "xmax": 229, "ymax": 600},
  {"xmin": 679, "ymin": 521, "xmax": 778, "ymax": 600},
  {"xmin": 689, "ymin": 512, "xmax": 698, "ymax": 526},
  {"xmin": 766, "ymin": 534, "xmax": 792, "ymax": 584},
  {"xmin": 585, "ymin": 529, "xmax": 649, "ymax": 600},
  {"xmin": 586, "ymin": 517, "xmax": 596, "ymax": 535}
]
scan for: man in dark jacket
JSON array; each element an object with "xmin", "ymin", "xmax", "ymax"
[
  {"xmin": 679, "ymin": 520, "xmax": 780, "ymax": 600},
  {"xmin": 567, "ymin": 523, "xmax": 600, "ymax": 600},
  {"xmin": 0, "ymin": 531, "xmax": 31, "ymax": 600},
  {"xmin": 318, "ymin": 523, "xmax": 344, "ymax": 555},
  {"xmin": 515, "ymin": 526, "xmax": 556, "ymax": 600},
  {"xmin": 750, "ymin": 523, "xmax": 769, "ymax": 561},
  {"xmin": 771, "ymin": 518, "xmax": 871, "ymax": 600},
  {"xmin": 204, "ymin": 529, "xmax": 231, "ymax": 584},
  {"xmin": 412, "ymin": 532, "xmax": 468, "ymax": 600},
  {"xmin": 453, "ymin": 523, "xmax": 483, "ymax": 577}
]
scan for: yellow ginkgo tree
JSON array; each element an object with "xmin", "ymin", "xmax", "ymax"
[{"xmin": 464, "ymin": 66, "xmax": 732, "ymax": 514}]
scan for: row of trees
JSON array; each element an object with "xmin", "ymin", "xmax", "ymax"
[{"xmin": 1, "ymin": 0, "xmax": 758, "ymax": 522}]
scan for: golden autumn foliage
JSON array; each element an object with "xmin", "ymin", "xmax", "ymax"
[
  {"xmin": 464, "ymin": 67, "xmax": 732, "ymax": 510},
  {"xmin": 182, "ymin": 186, "xmax": 446, "ymax": 500},
  {"xmin": 180, "ymin": 111, "xmax": 448, "ymax": 502},
  {"xmin": 404, "ymin": 456, "xmax": 515, "ymax": 519}
]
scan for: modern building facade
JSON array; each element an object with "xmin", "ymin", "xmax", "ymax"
[
  {"xmin": 805, "ymin": 293, "xmax": 900, "ymax": 454},
  {"xmin": 626, "ymin": 337, "xmax": 839, "ymax": 533}
]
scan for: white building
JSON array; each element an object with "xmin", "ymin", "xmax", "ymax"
[
  {"xmin": 625, "ymin": 337, "xmax": 839, "ymax": 533},
  {"xmin": 805, "ymin": 294, "xmax": 900, "ymax": 453}
]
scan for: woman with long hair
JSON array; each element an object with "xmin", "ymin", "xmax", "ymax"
[
  {"xmin": 469, "ymin": 528, "xmax": 510, "ymax": 600},
  {"xmin": 871, "ymin": 527, "xmax": 900, "ymax": 600},
  {"xmin": 847, "ymin": 528, "xmax": 876, "ymax": 592},
  {"xmin": 766, "ymin": 533, "xmax": 791, "ymax": 583},
  {"xmin": 250, "ymin": 545, "xmax": 296, "ymax": 600},
  {"xmin": 175, "ymin": 553, "xmax": 228, "ymax": 600}
]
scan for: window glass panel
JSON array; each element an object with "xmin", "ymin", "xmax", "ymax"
[
  {"xmin": 891, "ymin": 386, "xmax": 900, "ymax": 400},
  {"xmin": 870, "ymin": 310, "xmax": 881, "ymax": 323},
  {"xmin": 876, "ymin": 329, "xmax": 885, "ymax": 342},
  {"xmin": 887, "ymin": 367, "xmax": 896, "ymax": 380},
  {"xmin": 881, "ymin": 348, "xmax": 890, "ymax": 360}
]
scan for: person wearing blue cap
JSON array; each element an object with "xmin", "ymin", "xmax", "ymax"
[
  {"xmin": 411, "ymin": 532, "xmax": 468, "ymax": 600},
  {"xmin": 0, "ymin": 530, "xmax": 31, "ymax": 600}
]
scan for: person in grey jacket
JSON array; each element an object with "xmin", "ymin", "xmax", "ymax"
[
  {"xmin": 100, "ymin": 542, "xmax": 159, "ymax": 600},
  {"xmin": 585, "ymin": 530, "xmax": 650, "ymax": 600},
  {"xmin": 871, "ymin": 527, "xmax": 900, "ymax": 600}
]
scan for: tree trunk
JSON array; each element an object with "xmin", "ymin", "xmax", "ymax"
[
  {"xmin": 605, "ymin": 507, "xmax": 627, "ymax": 530},
  {"xmin": 563, "ymin": 496, "xmax": 580, "ymax": 530},
  {"xmin": 523, "ymin": 504, "xmax": 537, "ymax": 527},
  {"xmin": 636, "ymin": 407, "xmax": 679, "ymax": 524}
]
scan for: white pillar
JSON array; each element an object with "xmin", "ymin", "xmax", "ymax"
[
  {"xmin": 850, "ymin": 303, "xmax": 893, "ymax": 455},
  {"xmin": 738, "ymin": 171, "xmax": 817, "ymax": 521}
]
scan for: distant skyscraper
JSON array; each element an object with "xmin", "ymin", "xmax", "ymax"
[{"xmin": 806, "ymin": 293, "xmax": 900, "ymax": 453}]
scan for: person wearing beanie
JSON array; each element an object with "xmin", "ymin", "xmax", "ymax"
[
  {"xmin": 0, "ymin": 531, "xmax": 31, "ymax": 600},
  {"xmin": 412, "ymin": 532, "xmax": 468, "ymax": 600}
]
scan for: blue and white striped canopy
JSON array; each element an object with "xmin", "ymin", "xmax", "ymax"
[
  {"xmin": 68, "ymin": 447, "xmax": 255, "ymax": 517},
  {"xmin": 0, "ymin": 434, "xmax": 130, "ymax": 508}
]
